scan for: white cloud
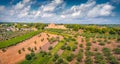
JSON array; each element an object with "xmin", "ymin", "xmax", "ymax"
[
  {"xmin": 87, "ymin": 3, "xmax": 114, "ymax": 17},
  {"xmin": 0, "ymin": 0, "xmax": 115, "ymax": 24},
  {"xmin": 61, "ymin": 1, "xmax": 96, "ymax": 18},
  {"xmin": 111, "ymin": 0, "xmax": 120, "ymax": 4},
  {"xmin": 41, "ymin": 13, "xmax": 54, "ymax": 18},
  {"xmin": 0, "ymin": 6, "xmax": 5, "ymax": 11},
  {"xmin": 61, "ymin": 1, "xmax": 114, "ymax": 19},
  {"xmin": 39, "ymin": 0, "xmax": 63, "ymax": 12},
  {"xmin": 23, "ymin": 0, "xmax": 30, "ymax": 3},
  {"xmin": 14, "ymin": 2, "xmax": 24, "ymax": 9}
]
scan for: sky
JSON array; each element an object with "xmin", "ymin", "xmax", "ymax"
[{"xmin": 0, "ymin": 0, "xmax": 120, "ymax": 24}]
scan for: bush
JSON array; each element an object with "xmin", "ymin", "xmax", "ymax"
[
  {"xmin": 34, "ymin": 41, "xmax": 37, "ymax": 44},
  {"xmin": 79, "ymin": 44, "xmax": 83, "ymax": 48},
  {"xmin": 30, "ymin": 52, "xmax": 35, "ymax": 57},
  {"xmin": 85, "ymin": 51, "xmax": 94, "ymax": 56},
  {"xmin": 54, "ymin": 53, "xmax": 59, "ymax": 59},
  {"xmin": 86, "ymin": 46, "xmax": 91, "ymax": 50},
  {"xmin": 57, "ymin": 58, "xmax": 63, "ymax": 63},
  {"xmin": 30, "ymin": 49, "xmax": 34, "ymax": 52},
  {"xmin": 93, "ymin": 40, "xmax": 96, "ymax": 43},
  {"xmin": 47, "ymin": 52, "xmax": 51, "ymax": 56},
  {"xmin": 41, "ymin": 38, "xmax": 44, "ymax": 42},
  {"xmin": 85, "ymin": 57, "xmax": 93, "ymax": 64},
  {"xmin": 77, "ymin": 52, "xmax": 83, "ymax": 62},
  {"xmin": 66, "ymin": 54, "xmax": 74, "ymax": 61},
  {"xmin": 72, "ymin": 45, "xmax": 77, "ymax": 51},
  {"xmin": 75, "ymin": 61, "xmax": 79, "ymax": 64},
  {"xmin": 94, "ymin": 53, "xmax": 107, "ymax": 64},
  {"xmin": 107, "ymin": 41, "xmax": 111, "ymax": 44},
  {"xmin": 48, "ymin": 46, "xmax": 53, "ymax": 50},
  {"xmin": 94, "ymin": 48, "xmax": 98, "ymax": 51},
  {"xmin": 61, "ymin": 45, "xmax": 66, "ymax": 50},
  {"xmin": 66, "ymin": 46, "xmax": 71, "ymax": 50},
  {"xmin": 117, "ymin": 45, "xmax": 120, "ymax": 48},
  {"xmin": 109, "ymin": 56, "xmax": 119, "ymax": 64},
  {"xmin": 53, "ymin": 57, "xmax": 57, "ymax": 61},
  {"xmin": 99, "ymin": 42, "xmax": 105, "ymax": 46},
  {"xmin": 2, "ymin": 48, "xmax": 6, "ymax": 52},
  {"xmin": 86, "ymin": 42, "xmax": 91, "ymax": 46},
  {"xmin": 79, "ymin": 49, "xmax": 83, "ymax": 52},
  {"xmin": 117, "ymin": 37, "xmax": 120, "ymax": 42},
  {"xmin": 22, "ymin": 48, "xmax": 25, "ymax": 51},
  {"xmin": 81, "ymin": 38, "xmax": 84, "ymax": 42},
  {"xmin": 40, "ymin": 51, "xmax": 47, "ymax": 57},
  {"xmin": 25, "ymin": 54, "xmax": 32, "ymax": 60},
  {"xmin": 113, "ymin": 48, "xmax": 120, "ymax": 54},
  {"xmin": 18, "ymin": 50, "xmax": 21, "ymax": 54},
  {"xmin": 102, "ymin": 48, "xmax": 119, "ymax": 64},
  {"xmin": 34, "ymin": 46, "xmax": 37, "ymax": 50},
  {"xmin": 27, "ymin": 47, "xmax": 31, "ymax": 51}
]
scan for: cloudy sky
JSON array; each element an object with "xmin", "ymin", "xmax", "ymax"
[{"xmin": 0, "ymin": 0, "xmax": 120, "ymax": 24}]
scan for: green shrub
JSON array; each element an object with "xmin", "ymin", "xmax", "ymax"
[
  {"xmin": 18, "ymin": 50, "xmax": 21, "ymax": 54},
  {"xmin": 61, "ymin": 45, "xmax": 66, "ymax": 50},
  {"xmin": 25, "ymin": 54, "xmax": 32, "ymax": 60},
  {"xmin": 41, "ymin": 38, "xmax": 44, "ymax": 42},
  {"xmin": 94, "ymin": 53, "xmax": 107, "ymax": 64},
  {"xmin": 85, "ymin": 51, "xmax": 94, "ymax": 56},
  {"xmin": 107, "ymin": 41, "xmax": 111, "ymax": 44},
  {"xmin": 113, "ymin": 48, "xmax": 120, "ymax": 54},
  {"xmin": 117, "ymin": 45, "xmax": 120, "ymax": 48},
  {"xmin": 72, "ymin": 45, "xmax": 77, "ymax": 51},
  {"xmin": 66, "ymin": 46, "xmax": 71, "ymax": 50},
  {"xmin": 22, "ymin": 48, "xmax": 25, "ymax": 51},
  {"xmin": 34, "ymin": 46, "xmax": 37, "ymax": 50},
  {"xmin": 40, "ymin": 51, "xmax": 47, "ymax": 57},
  {"xmin": 30, "ymin": 52, "xmax": 35, "ymax": 57},
  {"xmin": 27, "ymin": 47, "xmax": 31, "ymax": 51},
  {"xmin": 86, "ymin": 42, "xmax": 91, "ymax": 46},
  {"xmin": 34, "ymin": 41, "xmax": 37, "ymax": 44},
  {"xmin": 79, "ymin": 44, "xmax": 83, "ymax": 48},
  {"xmin": 117, "ymin": 37, "xmax": 120, "ymax": 42},
  {"xmin": 77, "ymin": 52, "xmax": 83, "ymax": 62},
  {"xmin": 85, "ymin": 56, "xmax": 93, "ymax": 64},
  {"xmin": 48, "ymin": 46, "xmax": 53, "ymax": 50},
  {"xmin": 93, "ymin": 40, "xmax": 96, "ymax": 43},
  {"xmin": 86, "ymin": 46, "xmax": 91, "ymax": 50},
  {"xmin": 99, "ymin": 42, "xmax": 105, "ymax": 46},
  {"xmin": 102, "ymin": 47, "xmax": 119, "ymax": 64},
  {"xmin": 2, "ymin": 48, "xmax": 6, "ymax": 52},
  {"xmin": 66, "ymin": 54, "xmax": 74, "ymax": 61},
  {"xmin": 54, "ymin": 53, "xmax": 59, "ymax": 59},
  {"xmin": 81, "ymin": 38, "xmax": 84, "ymax": 42},
  {"xmin": 94, "ymin": 48, "xmax": 98, "ymax": 51},
  {"xmin": 57, "ymin": 58, "xmax": 63, "ymax": 63}
]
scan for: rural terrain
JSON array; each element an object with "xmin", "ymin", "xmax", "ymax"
[{"xmin": 0, "ymin": 23, "xmax": 120, "ymax": 64}]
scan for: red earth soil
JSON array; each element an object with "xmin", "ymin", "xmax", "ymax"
[{"xmin": 0, "ymin": 32, "xmax": 63, "ymax": 64}]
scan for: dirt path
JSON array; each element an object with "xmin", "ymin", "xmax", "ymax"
[{"xmin": 0, "ymin": 32, "xmax": 62, "ymax": 64}]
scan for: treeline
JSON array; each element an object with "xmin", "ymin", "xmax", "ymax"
[
  {"xmin": 1, "ymin": 23, "xmax": 47, "ymax": 30},
  {"xmin": 14, "ymin": 23, "xmax": 47, "ymax": 30},
  {"xmin": 65, "ymin": 24, "xmax": 120, "ymax": 34}
]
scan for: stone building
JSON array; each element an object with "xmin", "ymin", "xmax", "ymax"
[{"xmin": 45, "ymin": 23, "xmax": 66, "ymax": 29}]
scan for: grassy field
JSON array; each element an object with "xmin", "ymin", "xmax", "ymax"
[{"xmin": 0, "ymin": 30, "xmax": 41, "ymax": 49}]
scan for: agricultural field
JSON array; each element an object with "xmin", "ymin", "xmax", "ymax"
[
  {"xmin": 0, "ymin": 23, "xmax": 120, "ymax": 64},
  {"xmin": 0, "ymin": 0, "xmax": 120, "ymax": 64}
]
